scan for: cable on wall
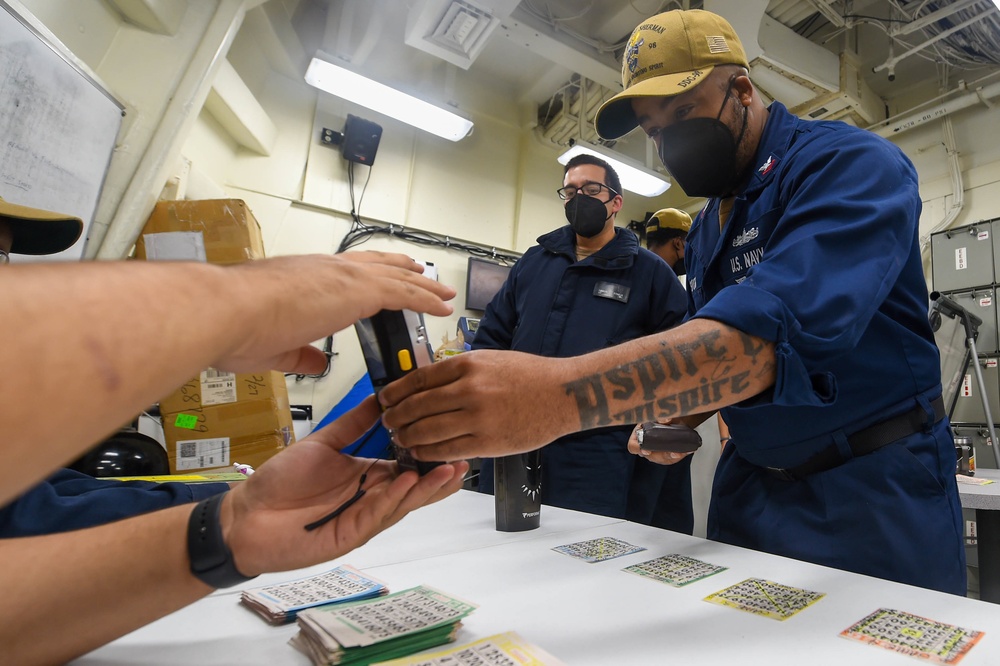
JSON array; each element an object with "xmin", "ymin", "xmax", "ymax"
[{"xmin": 335, "ymin": 161, "xmax": 520, "ymax": 264}]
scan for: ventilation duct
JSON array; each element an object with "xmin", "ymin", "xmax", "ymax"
[
  {"xmin": 709, "ymin": 0, "xmax": 885, "ymax": 125},
  {"xmin": 752, "ymin": 14, "xmax": 885, "ymax": 126},
  {"xmin": 405, "ymin": 0, "xmax": 521, "ymax": 70},
  {"xmin": 536, "ymin": 75, "xmax": 614, "ymax": 150},
  {"xmin": 533, "ymin": 0, "xmax": 886, "ymax": 154}
]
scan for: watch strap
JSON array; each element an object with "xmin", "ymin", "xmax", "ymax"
[{"xmin": 187, "ymin": 492, "xmax": 257, "ymax": 588}]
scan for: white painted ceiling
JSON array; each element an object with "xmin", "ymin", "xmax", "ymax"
[{"xmin": 276, "ymin": 0, "xmax": 1000, "ymax": 161}]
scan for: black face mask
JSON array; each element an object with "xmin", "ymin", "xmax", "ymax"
[
  {"xmin": 564, "ymin": 194, "xmax": 612, "ymax": 238},
  {"xmin": 656, "ymin": 80, "xmax": 748, "ymax": 199},
  {"xmin": 672, "ymin": 257, "xmax": 686, "ymax": 276}
]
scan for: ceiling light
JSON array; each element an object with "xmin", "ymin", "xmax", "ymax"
[
  {"xmin": 305, "ymin": 53, "xmax": 474, "ymax": 142},
  {"xmin": 557, "ymin": 141, "xmax": 671, "ymax": 197}
]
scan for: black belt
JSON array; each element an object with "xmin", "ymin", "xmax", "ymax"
[{"xmin": 764, "ymin": 396, "xmax": 946, "ymax": 482}]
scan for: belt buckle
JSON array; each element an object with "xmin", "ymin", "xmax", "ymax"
[{"xmin": 766, "ymin": 466, "xmax": 797, "ymax": 482}]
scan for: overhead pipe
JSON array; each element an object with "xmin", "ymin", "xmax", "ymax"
[
  {"xmin": 893, "ymin": 0, "xmax": 982, "ymax": 36},
  {"xmin": 803, "ymin": 0, "xmax": 846, "ymax": 28},
  {"xmin": 539, "ymin": 77, "xmax": 604, "ymax": 147},
  {"xmin": 537, "ymin": 77, "xmax": 581, "ymax": 143},
  {"xmin": 918, "ymin": 116, "xmax": 964, "ymax": 253},
  {"xmin": 873, "ymin": 11, "xmax": 986, "ymax": 77},
  {"xmin": 871, "ymin": 80, "xmax": 1000, "ymax": 138},
  {"xmin": 96, "ymin": 0, "xmax": 247, "ymax": 259}
]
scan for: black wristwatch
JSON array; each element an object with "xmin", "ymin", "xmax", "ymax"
[{"xmin": 187, "ymin": 492, "xmax": 257, "ymax": 588}]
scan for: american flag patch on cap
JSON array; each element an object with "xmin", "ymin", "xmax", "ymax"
[{"xmin": 706, "ymin": 36, "xmax": 730, "ymax": 53}]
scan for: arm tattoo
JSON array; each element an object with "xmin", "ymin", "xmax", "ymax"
[{"xmin": 564, "ymin": 327, "xmax": 766, "ymax": 430}]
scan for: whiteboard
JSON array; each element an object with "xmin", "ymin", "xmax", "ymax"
[{"xmin": 0, "ymin": 0, "xmax": 123, "ymax": 262}]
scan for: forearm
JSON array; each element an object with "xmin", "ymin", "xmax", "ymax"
[
  {"xmin": 1, "ymin": 253, "xmax": 454, "ymax": 503},
  {"xmin": 0, "ymin": 503, "xmax": 210, "ymax": 664},
  {"xmin": 559, "ymin": 318, "xmax": 775, "ymax": 432},
  {"xmin": 380, "ymin": 318, "xmax": 776, "ymax": 461},
  {"xmin": 0, "ymin": 262, "xmax": 252, "ymax": 502},
  {"xmin": 0, "ymin": 399, "xmax": 469, "ymax": 664},
  {"xmin": 674, "ymin": 412, "xmax": 715, "ymax": 430}
]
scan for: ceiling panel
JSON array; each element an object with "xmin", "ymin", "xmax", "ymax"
[{"xmin": 285, "ymin": 0, "xmax": 1000, "ymax": 147}]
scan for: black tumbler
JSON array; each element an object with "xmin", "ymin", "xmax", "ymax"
[{"xmin": 494, "ymin": 449, "xmax": 542, "ymax": 531}]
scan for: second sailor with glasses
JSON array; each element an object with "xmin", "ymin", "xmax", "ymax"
[{"xmin": 470, "ymin": 153, "xmax": 695, "ymax": 532}]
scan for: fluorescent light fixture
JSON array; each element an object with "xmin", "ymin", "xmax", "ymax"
[
  {"xmin": 305, "ymin": 53, "xmax": 473, "ymax": 142},
  {"xmin": 557, "ymin": 141, "xmax": 670, "ymax": 197}
]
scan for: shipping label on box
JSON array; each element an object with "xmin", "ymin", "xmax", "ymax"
[
  {"xmin": 141, "ymin": 231, "xmax": 207, "ymax": 261},
  {"xmin": 201, "ymin": 368, "xmax": 237, "ymax": 406},
  {"xmin": 159, "ymin": 371, "xmax": 288, "ymax": 415},
  {"xmin": 164, "ymin": 399, "xmax": 293, "ymax": 473},
  {"xmin": 171, "ymin": 431, "xmax": 293, "ymax": 473},
  {"xmin": 160, "ymin": 370, "xmax": 294, "ymax": 474},
  {"xmin": 176, "ymin": 437, "xmax": 230, "ymax": 471},
  {"xmin": 133, "ymin": 199, "xmax": 265, "ymax": 264}
]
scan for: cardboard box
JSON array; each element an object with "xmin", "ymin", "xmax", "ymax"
[
  {"xmin": 137, "ymin": 199, "xmax": 295, "ymax": 473},
  {"xmin": 134, "ymin": 199, "xmax": 265, "ymax": 264},
  {"xmin": 162, "ymin": 392, "xmax": 294, "ymax": 473},
  {"xmin": 159, "ymin": 370, "xmax": 289, "ymax": 415}
]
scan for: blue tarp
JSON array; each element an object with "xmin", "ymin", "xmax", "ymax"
[{"xmin": 313, "ymin": 374, "xmax": 392, "ymax": 459}]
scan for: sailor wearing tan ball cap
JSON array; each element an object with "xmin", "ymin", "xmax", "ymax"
[
  {"xmin": 377, "ymin": 8, "xmax": 967, "ymax": 598},
  {"xmin": 0, "ymin": 196, "xmax": 83, "ymax": 262},
  {"xmin": 644, "ymin": 207, "xmax": 691, "ymax": 276}
]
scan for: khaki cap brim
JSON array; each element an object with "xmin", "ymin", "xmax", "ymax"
[
  {"xmin": 596, "ymin": 65, "xmax": 716, "ymax": 140},
  {"xmin": 0, "ymin": 198, "xmax": 84, "ymax": 255},
  {"xmin": 595, "ymin": 10, "xmax": 749, "ymax": 139}
]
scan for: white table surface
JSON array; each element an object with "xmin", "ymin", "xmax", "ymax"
[
  {"xmin": 76, "ymin": 489, "xmax": 1000, "ymax": 666},
  {"xmin": 957, "ymin": 468, "xmax": 1000, "ymax": 604},
  {"xmin": 958, "ymin": 468, "xmax": 1000, "ymax": 510},
  {"xmin": 211, "ymin": 491, "xmax": 624, "ymax": 598}
]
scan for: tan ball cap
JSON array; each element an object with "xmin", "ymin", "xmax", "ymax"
[
  {"xmin": 595, "ymin": 10, "xmax": 749, "ymax": 140},
  {"xmin": 0, "ymin": 196, "xmax": 84, "ymax": 255},
  {"xmin": 646, "ymin": 208, "xmax": 692, "ymax": 238}
]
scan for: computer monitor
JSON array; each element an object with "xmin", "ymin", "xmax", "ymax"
[{"xmin": 465, "ymin": 257, "xmax": 511, "ymax": 311}]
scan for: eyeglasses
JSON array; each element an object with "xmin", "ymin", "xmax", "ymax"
[
  {"xmin": 556, "ymin": 181, "xmax": 618, "ymax": 201},
  {"xmin": 0, "ymin": 249, "xmax": 8, "ymax": 264}
]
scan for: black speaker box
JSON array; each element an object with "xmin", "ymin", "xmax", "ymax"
[{"xmin": 342, "ymin": 114, "xmax": 382, "ymax": 166}]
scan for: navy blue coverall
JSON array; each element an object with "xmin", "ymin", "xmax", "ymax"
[
  {"xmin": 475, "ymin": 225, "xmax": 694, "ymax": 532},
  {"xmin": 0, "ymin": 469, "xmax": 229, "ymax": 537},
  {"xmin": 686, "ymin": 102, "xmax": 965, "ymax": 594}
]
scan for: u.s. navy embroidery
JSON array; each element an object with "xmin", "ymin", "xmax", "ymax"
[
  {"xmin": 594, "ymin": 281, "xmax": 630, "ymax": 303},
  {"xmin": 729, "ymin": 246, "xmax": 764, "ymax": 274},
  {"xmin": 732, "ymin": 227, "xmax": 759, "ymax": 248}
]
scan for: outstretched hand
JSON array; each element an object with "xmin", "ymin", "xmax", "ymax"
[
  {"xmin": 222, "ymin": 395, "xmax": 468, "ymax": 576},
  {"xmin": 379, "ymin": 350, "xmax": 576, "ymax": 461},
  {"xmin": 215, "ymin": 252, "xmax": 456, "ymax": 375}
]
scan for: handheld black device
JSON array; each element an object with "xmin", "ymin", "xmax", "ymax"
[
  {"xmin": 355, "ymin": 309, "xmax": 440, "ymax": 474},
  {"xmin": 636, "ymin": 422, "xmax": 703, "ymax": 453}
]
